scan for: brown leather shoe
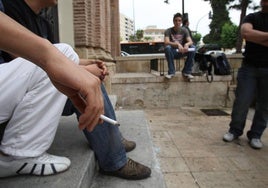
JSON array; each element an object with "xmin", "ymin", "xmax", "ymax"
[
  {"xmin": 99, "ymin": 158, "xmax": 151, "ymax": 180},
  {"xmin": 122, "ymin": 138, "xmax": 136, "ymax": 152}
]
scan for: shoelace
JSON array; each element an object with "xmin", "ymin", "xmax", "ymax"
[{"xmin": 125, "ymin": 159, "xmax": 138, "ymax": 171}]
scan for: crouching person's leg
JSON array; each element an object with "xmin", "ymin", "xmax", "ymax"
[
  {"xmin": 82, "ymin": 84, "xmax": 151, "ymax": 180},
  {"xmin": 0, "ymin": 43, "xmax": 79, "ymax": 177}
]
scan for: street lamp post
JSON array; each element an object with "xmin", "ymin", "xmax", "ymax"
[
  {"xmin": 132, "ymin": 0, "xmax": 135, "ymax": 39},
  {"xmin": 195, "ymin": 11, "xmax": 212, "ymax": 34},
  {"xmin": 164, "ymin": 0, "xmax": 184, "ymax": 14},
  {"xmin": 182, "ymin": 0, "xmax": 184, "ymax": 15}
]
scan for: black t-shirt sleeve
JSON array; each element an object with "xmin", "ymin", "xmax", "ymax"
[
  {"xmin": 0, "ymin": 0, "xmax": 4, "ymax": 12},
  {"xmin": 242, "ymin": 12, "xmax": 268, "ymax": 64}
]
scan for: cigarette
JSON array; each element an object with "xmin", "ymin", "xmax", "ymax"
[{"xmin": 100, "ymin": 114, "xmax": 120, "ymax": 126}]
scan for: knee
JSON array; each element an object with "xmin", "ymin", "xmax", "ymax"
[
  {"xmin": 164, "ymin": 45, "xmax": 172, "ymax": 53},
  {"xmin": 54, "ymin": 43, "xmax": 79, "ymax": 64}
]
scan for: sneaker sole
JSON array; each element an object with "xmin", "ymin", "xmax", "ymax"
[
  {"xmin": 0, "ymin": 161, "xmax": 70, "ymax": 177},
  {"xmin": 249, "ymin": 141, "xmax": 263, "ymax": 150},
  {"xmin": 222, "ymin": 136, "xmax": 238, "ymax": 142},
  {"xmin": 0, "ymin": 154, "xmax": 70, "ymax": 177}
]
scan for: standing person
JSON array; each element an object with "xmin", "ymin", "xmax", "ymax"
[
  {"xmin": 223, "ymin": 0, "xmax": 268, "ymax": 149},
  {"xmin": 182, "ymin": 18, "xmax": 193, "ymax": 42},
  {"xmin": 164, "ymin": 13, "xmax": 195, "ymax": 79},
  {"xmin": 0, "ymin": 0, "xmax": 151, "ymax": 180}
]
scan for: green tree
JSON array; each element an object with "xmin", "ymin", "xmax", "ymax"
[
  {"xmin": 135, "ymin": 29, "xmax": 144, "ymax": 41},
  {"xmin": 192, "ymin": 33, "xmax": 202, "ymax": 44},
  {"xmin": 143, "ymin": 36, "xmax": 152, "ymax": 41},
  {"xmin": 203, "ymin": 0, "xmax": 231, "ymax": 45},
  {"xmin": 203, "ymin": 0, "xmax": 260, "ymax": 53},
  {"xmin": 220, "ymin": 22, "xmax": 239, "ymax": 49},
  {"xmin": 129, "ymin": 35, "xmax": 135, "ymax": 42},
  {"xmin": 129, "ymin": 29, "xmax": 144, "ymax": 42},
  {"xmin": 227, "ymin": 0, "xmax": 259, "ymax": 53}
]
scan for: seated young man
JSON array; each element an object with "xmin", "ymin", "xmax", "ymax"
[{"xmin": 164, "ymin": 13, "xmax": 195, "ymax": 79}]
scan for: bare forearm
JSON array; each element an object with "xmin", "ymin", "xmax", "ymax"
[
  {"xmin": 243, "ymin": 30, "xmax": 268, "ymax": 46},
  {"xmin": 0, "ymin": 13, "xmax": 77, "ymax": 80},
  {"xmin": 79, "ymin": 59, "xmax": 94, "ymax": 65},
  {"xmin": 165, "ymin": 41, "xmax": 180, "ymax": 48},
  {"xmin": 0, "ymin": 12, "xmax": 50, "ymax": 66},
  {"xmin": 0, "ymin": 12, "xmax": 104, "ymax": 131},
  {"xmin": 241, "ymin": 23, "xmax": 268, "ymax": 47},
  {"xmin": 184, "ymin": 41, "xmax": 193, "ymax": 48}
]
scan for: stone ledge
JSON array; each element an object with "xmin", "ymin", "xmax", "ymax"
[
  {"xmin": 111, "ymin": 72, "xmax": 233, "ymax": 109},
  {"xmin": 111, "ymin": 72, "xmax": 232, "ymax": 84}
]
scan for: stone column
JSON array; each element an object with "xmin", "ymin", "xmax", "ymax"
[
  {"xmin": 73, "ymin": 0, "xmax": 120, "ymax": 60},
  {"xmin": 72, "ymin": 0, "xmax": 119, "ymax": 93},
  {"xmin": 110, "ymin": 0, "xmax": 120, "ymax": 57}
]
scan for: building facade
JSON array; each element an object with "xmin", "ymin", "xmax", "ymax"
[
  {"xmin": 143, "ymin": 26, "xmax": 165, "ymax": 42},
  {"xmin": 120, "ymin": 13, "xmax": 135, "ymax": 42},
  {"xmin": 58, "ymin": 0, "xmax": 120, "ymax": 61}
]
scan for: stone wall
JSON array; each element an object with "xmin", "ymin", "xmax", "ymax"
[
  {"xmin": 110, "ymin": 54, "xmax": 244, "ymax": 109},
  {"xmin": 111, "ymin": 73, "xmax": 233, "ymax": 109}
]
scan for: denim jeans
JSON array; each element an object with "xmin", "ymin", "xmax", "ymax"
[
  {"xmin": 62, "ymin": 84, "xmax": 127, "ymax": 171},
  {"xmin": 229, "ymin": 64, "xmax": 268, "ymax": 139},
  {"xmin": 164, "ymin": 45, "xmax": 195, "ymax": 75}
]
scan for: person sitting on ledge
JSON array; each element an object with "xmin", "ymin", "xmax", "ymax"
[{"xmin": 164, "ymin": 12, "xmax": 195, "ymax": 80}]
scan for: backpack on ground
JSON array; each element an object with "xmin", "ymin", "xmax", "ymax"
[
  {"xmin": 210, "ymin": 53, "xmax": 231, "ymax": 75},
  {"xmin": 194, "ymin": 53, "xmax": 212, "ymax": 73},
  {"xmin": 194, "ymin": 53, "xmax": 214, "ymax": 82}
]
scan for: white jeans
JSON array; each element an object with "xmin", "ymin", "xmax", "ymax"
[{"xmin": 0, "ymin": 43, "xmax": 79, "ymax": 157}]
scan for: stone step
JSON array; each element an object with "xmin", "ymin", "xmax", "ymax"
[
  {"xmin": 0, "ymin": 95, "xmax": 116, "ymax": 188},
  {"xmin": 90, "ymin": 110, "xmax": 166, "ymax": 188},
  {"xmin": 0, "ymin": 110, "xmax": 165, "ymax": 188},
  {"xmin": 0, "ymin": 114, "xmax": 96, "ymax": 188}
]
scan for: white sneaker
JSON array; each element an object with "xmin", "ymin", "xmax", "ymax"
[
  {"xmin": 223, "ymin": 132, "xmax": 237, "ymax": 142},
  {"xmin": 0, "ymin": 152, "xmax": 71, "ymax": 177},
  {"xmin": 249, "ymin": 138, "xmax": 263, "ymax": 149},
  {"xmin": 165, "ymin": 74, "xmax": 175, "ymax": 79},
  {"xmin": 183, "ymin": 73, "xmax": 194, "ymax": 79}
]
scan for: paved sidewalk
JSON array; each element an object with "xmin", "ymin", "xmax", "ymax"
[{"xmin": 144, "ymin": 107, "xmax": 268, "ymax": 188}]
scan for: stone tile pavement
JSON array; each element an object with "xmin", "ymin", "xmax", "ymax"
[{"xmin": 144, "ymin": 107, "xmax": 268, "ymax": 188}]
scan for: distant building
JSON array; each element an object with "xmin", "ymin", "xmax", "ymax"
[
  {"xmin": 143, "ymin": 25, "xmax": 165, "ymax": 42},
  {"xmin": 120, "ymin": 13, "xmax": 134, "ymax": 42}
]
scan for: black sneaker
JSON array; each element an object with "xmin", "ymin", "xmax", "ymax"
[{"xmin": 99, "ymin": 158, "xmax": 151, "ymax": 180}]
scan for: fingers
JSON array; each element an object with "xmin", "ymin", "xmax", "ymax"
[
  {"xmin": 77, "ymin": 79, "xmax": 104, "ymax": 131},
  {"xmin": 95, "ymin": 61, "xmax": 109, "ymax": 80},
  {"xmin": 68, "ymin": 93, "xmax": 86, "ymax": 114},
  {"xmin": 65, "ymin": 68, "xmax": 104, "ymax": 132},
  {"xmin": 78, "ymin": 102, "xmax": 104, "ymax": 131},
  {"xmin": 102, "ymin": 65, "xmax": 109, "ymax": 76}
]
